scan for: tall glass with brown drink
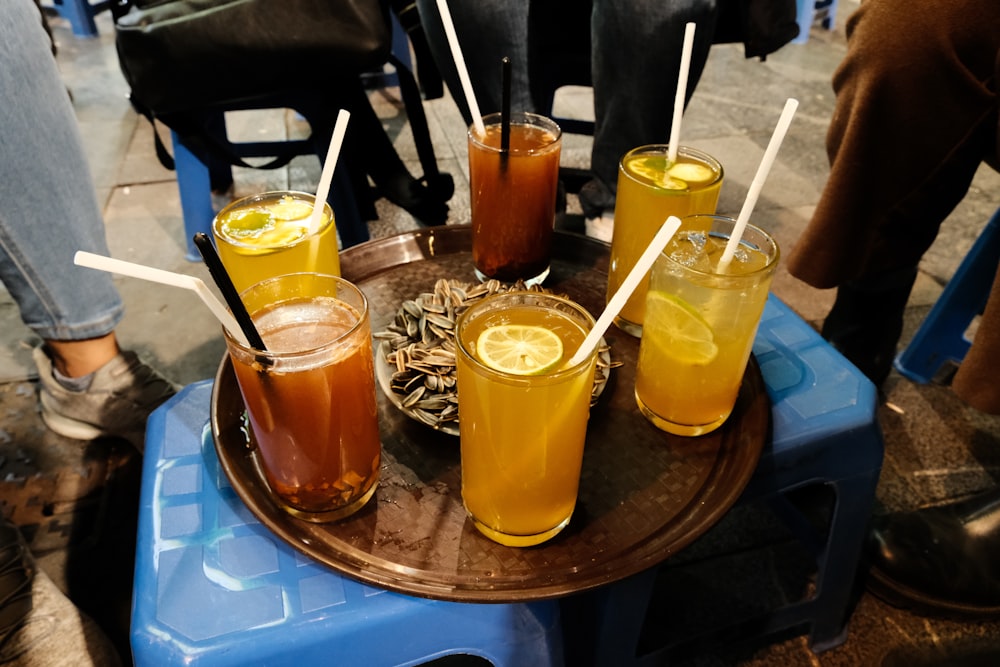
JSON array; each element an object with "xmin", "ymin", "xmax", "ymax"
[
  {"xmin": 469, "ymin": 112, "xmax": 561, "ymax": 285},
  {"xmin": 223, "ymin": 273, "xmax": 380, "ymax": 522}
]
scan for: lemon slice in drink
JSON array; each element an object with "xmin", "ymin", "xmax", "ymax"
[
  {"xmin": 628, "ymin": 157, "xmax": 688, "ymax": 190},
  {"xmin": 644, "ymin": 292, "xmax": 719, "ymax": 365},
  {"xmin": 667, "ymin": 162, "xmax": 715, "ymax": 185},
  {"xmin": 476, "ymin": 325, "xmax": 564, "ymax": 375},
  {"xmin": 269, "ymin": 197, "xmax": 315, "ymax": 221}
]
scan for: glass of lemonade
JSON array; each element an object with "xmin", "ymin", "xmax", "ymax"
[
  {"xmin": 607, "ymin": 145, "xmax": 723, "ymax": 337},
  {"xmin": 454, "ymin": 291, "xmax": 597, "ymax": 547},
  {"xmin": 635, "ymin": 215, "xmax": 779, "ymax": 437},
  {"xmin": 223, "ymin": 273, "xmax": 380, "ymax": 522},
  {"xmin": 213, "ymin": 191, "xmax": 341, "ymax": 294},
  {"xmin": 469, "ymin": 112, "xmax": 562, "ymax": 286}
]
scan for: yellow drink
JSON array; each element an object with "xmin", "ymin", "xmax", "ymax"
[
  {"xmin": 455, "ymin": 292, "xmax": 597, "ymax": 547},
  {"xmin": 607, "ymin": 146, "xmax": 723, "ymax": 337},
  {"xmin": 213, "ymin": 191, "xmax": 341, "ymax": 293},
  {"xmin": 635, "ymin": 215, "xmax": 779, "ymax": 437}
]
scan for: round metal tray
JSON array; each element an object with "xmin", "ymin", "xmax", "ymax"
[{"xmin": 211, "ymin": 225, "xmax": 769, "ymax": 602}]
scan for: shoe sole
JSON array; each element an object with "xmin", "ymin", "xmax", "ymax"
[
  {"xmin": 37, "ymin": 408, "xmax": 105, "ymax": 442},
  {"xmin": 867, "ymin": 565, "xmax": 1000, "ymax": 619}
]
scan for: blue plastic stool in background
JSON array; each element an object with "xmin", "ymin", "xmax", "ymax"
[
  {"xmin": 44, "ymin": 0, "xmax": 110, "ymax": 38},
  {"xmin": 793, "ymin": 0, "xmax": 839, "ymax": 44},
  {"xmin": 131, "ymin": 382, "xmax": 565, "ymax": 667},
  {"xmin": 572, "ymin": 295, "xmax": 884, "ymax": 665},
  {"xmin": 894, "ymin": 206, "xmax": 1000, "ymax": 383}
]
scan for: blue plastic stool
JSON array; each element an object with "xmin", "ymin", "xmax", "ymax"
[
  {"xmin": 45, "ymin": 0, "xmax": 109, "ymax": 38},
  {"xmin": 576, "ymin": 295, "xmax": 884, "ymax": 664},
  {"xmin": 894, "ymin": 206, "xmax": 1000, "ymax": 383},
  {"xmin": 792, "ymin": 0, "xmax": 839, "ymax": 44},
  {"xmin": 131, "ymin": 382, "xmax": 565, "ymax": 667}
]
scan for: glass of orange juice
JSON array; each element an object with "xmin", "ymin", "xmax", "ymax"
[
  {"xmin": 223, "ymin": 273, "xmax": 380, "ymax": 522},
  {"xmin": 607, "ymin": 145, "xmax": 723, "ymax": 337},
  {"xmin": 213, "ymin": 191, "xmax": 340, "ymax": 293},
  {"xmin": 635, "ymin": 214, "xmax": 779, "ymax": 437},
  {"xmin": 454, "ymin": 291, "xmax": 597, "ymax": 546}
]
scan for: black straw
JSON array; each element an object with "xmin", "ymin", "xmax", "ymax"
[
  {"xmin": 500, "ymin": 56, "xmax": 511, "ymax": 166},
  {"xmin": 193, "ymin": 233, "xmax": 267, "ymax": 351}
]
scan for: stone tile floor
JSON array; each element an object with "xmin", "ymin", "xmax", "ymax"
[{"xmin": 2, "ymin": 2, "xmax": 1000, "ymax": 665}]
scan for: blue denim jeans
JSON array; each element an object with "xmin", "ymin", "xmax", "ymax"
[
  {"xmin": 416, "ymin": 0, "xmax": 719, "ymax": 217},
  {"xmin": 0, "ymin": 0, "xmax": 123, "ymax": 341}
]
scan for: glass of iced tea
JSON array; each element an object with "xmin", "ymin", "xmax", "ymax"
[
  {"xmin": 468, "ymin": 112, "xmax": 561, "ymax": 286},
  {"xmin": 635, "ymin": 215, "xmax": 779, "ymax": 437},
  {"xmin": 455, "ymin": 291, "xmax": 597, "ymax": 546},
  {"xmin": 223, "ymin": 273, "xmax": 380, "ymax": 522},
  {"xmin": 213, "ymin": 191, "xmax": 341, "ymax": 294},
  {"xmin": 607, "ymin": 145, "xmax": 723, "ymax": 337}
]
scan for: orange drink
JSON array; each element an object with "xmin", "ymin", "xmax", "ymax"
[
  {"xmin": 223, "ymin": 273, "xmax": 380, "ymax": 522},
  {"xmin": 455, "ymin": 291, "xmax": 597, "ymax": 546},
  {"xmin": 607, "ymin": 145, "xmax": 723, "ymax": 337},
  {"xmin": 635, "ymin": 215, "xmax": 779, "ymax": 436},
  {"xmin": 469, "ymin": 112, "xmax": 561, "ymax": 285},
  {"xmin": 213, "ymin": 191, "xmax": 340, "ymax": 293}
]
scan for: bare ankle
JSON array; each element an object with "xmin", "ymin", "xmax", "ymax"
[{"xmin": 44, "ymin": 334, "xmax": 120, "ymax": 378}]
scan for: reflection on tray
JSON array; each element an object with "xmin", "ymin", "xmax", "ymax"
[{"xmin": 374, "ymin": 277, "xmax": 615, "ymax": 435}]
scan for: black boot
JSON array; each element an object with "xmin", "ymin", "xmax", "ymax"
[
  {"xmin": 821, "ymin": 267, "xmax": 918, "ymax": 386},
  {"xmin": 867, "ymin": 489, "xmax": 1000, "ymax": 617}
]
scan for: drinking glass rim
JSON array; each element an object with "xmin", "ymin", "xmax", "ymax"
[
  {"xmin": 660, "ymin": 215, "xmax": 781, "ymax": 280},
  {"xmin": 467, "ymin": 111, "xmax": 562, "ymax": 154},
  {"xmin": 224, "ymin": 272, "xmax": 368, "ymax": 358},
  {"xmin": 619, "ymin": 144, "xmax": 724, "ymax": 189},
  {"xmin": 213, "ymin": 190, "xmax": 335, "ymax": 250},
  {"xmin": 454, "ymin": 290, "xmax": 596, "ymax": 381}
]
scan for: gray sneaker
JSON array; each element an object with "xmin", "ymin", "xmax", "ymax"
[{"xmin": 33, "ymin": 346, "xmax": 178, "ymax": 451}]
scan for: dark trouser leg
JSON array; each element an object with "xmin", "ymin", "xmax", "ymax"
[{"xmin": 821, "ymin": 266, "xmax": 918, "ymax": 386}]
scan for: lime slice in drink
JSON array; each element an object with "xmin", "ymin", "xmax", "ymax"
[
  {"xmin": 223, "ymin": 210, "xmax": 273, "ymax": 237},
  {"xmin": 476, "ymin": 325, "xmax": 564, "ymax": 375},
  {"xmin": 269, "ymin": 197, "xmax": 315, "ymax": 221},
  {"xmin": 644, "ymin": 292, "xmax": 719, "ymax": 365},
  {"xmin": 667, "ymin": 162, "xmax": 715, "ymax": 185}
]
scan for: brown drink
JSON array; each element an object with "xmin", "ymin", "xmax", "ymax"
[
  {"xmin": 224, "ymin": 273, "xmax": 380, "ymax": 523},
  {"xmin": 469, "ymin": 111, "xmax": 561, "ymax": 285}
]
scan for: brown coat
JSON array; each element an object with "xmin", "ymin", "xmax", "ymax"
[{"xmin": 786, "ymin": 0, "xmax": 1000, "ymax": 413}]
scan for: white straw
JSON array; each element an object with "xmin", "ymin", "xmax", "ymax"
[
  {"xmin": 435, "ymin": 0, "xmax": 484, "ymax": 136},
  {"xmin": 307, "ymin": 108, "xmax": 351, "ymax": 234},
  {"xmin": 568, "ymin": 216, "xmax": 683, "ymax": 368},
  {"xmin": 667, "ymin": 22, "xmax": 696, "ymax": 164},
  {"xmin": 73, "ymin": 251, "xmax": 249, "ymax": 346},
  {"xmin": 717, "ymin": 98, "xmax": 799, "ymax": 271}
]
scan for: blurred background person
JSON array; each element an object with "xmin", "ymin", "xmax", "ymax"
[
  {"xmin": 787, "ymin": 0, "xmax": 1000, "ymax": 618},
  {"xmin": 415, "ymin": 0, "xmax": 799, "ymax": 240}
]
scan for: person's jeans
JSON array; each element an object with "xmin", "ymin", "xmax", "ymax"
[
  {"xmin": 0, "ymin": 0, "xmax": 123, "ymax": 341},
  {"xmin": 416, "ymin": 0, "xmax": 720, "ymax": 217}
]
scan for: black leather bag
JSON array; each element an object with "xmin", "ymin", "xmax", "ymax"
[{"xmin": 113, "ymin": 0, "xmax": 392, "ymax": 116}]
